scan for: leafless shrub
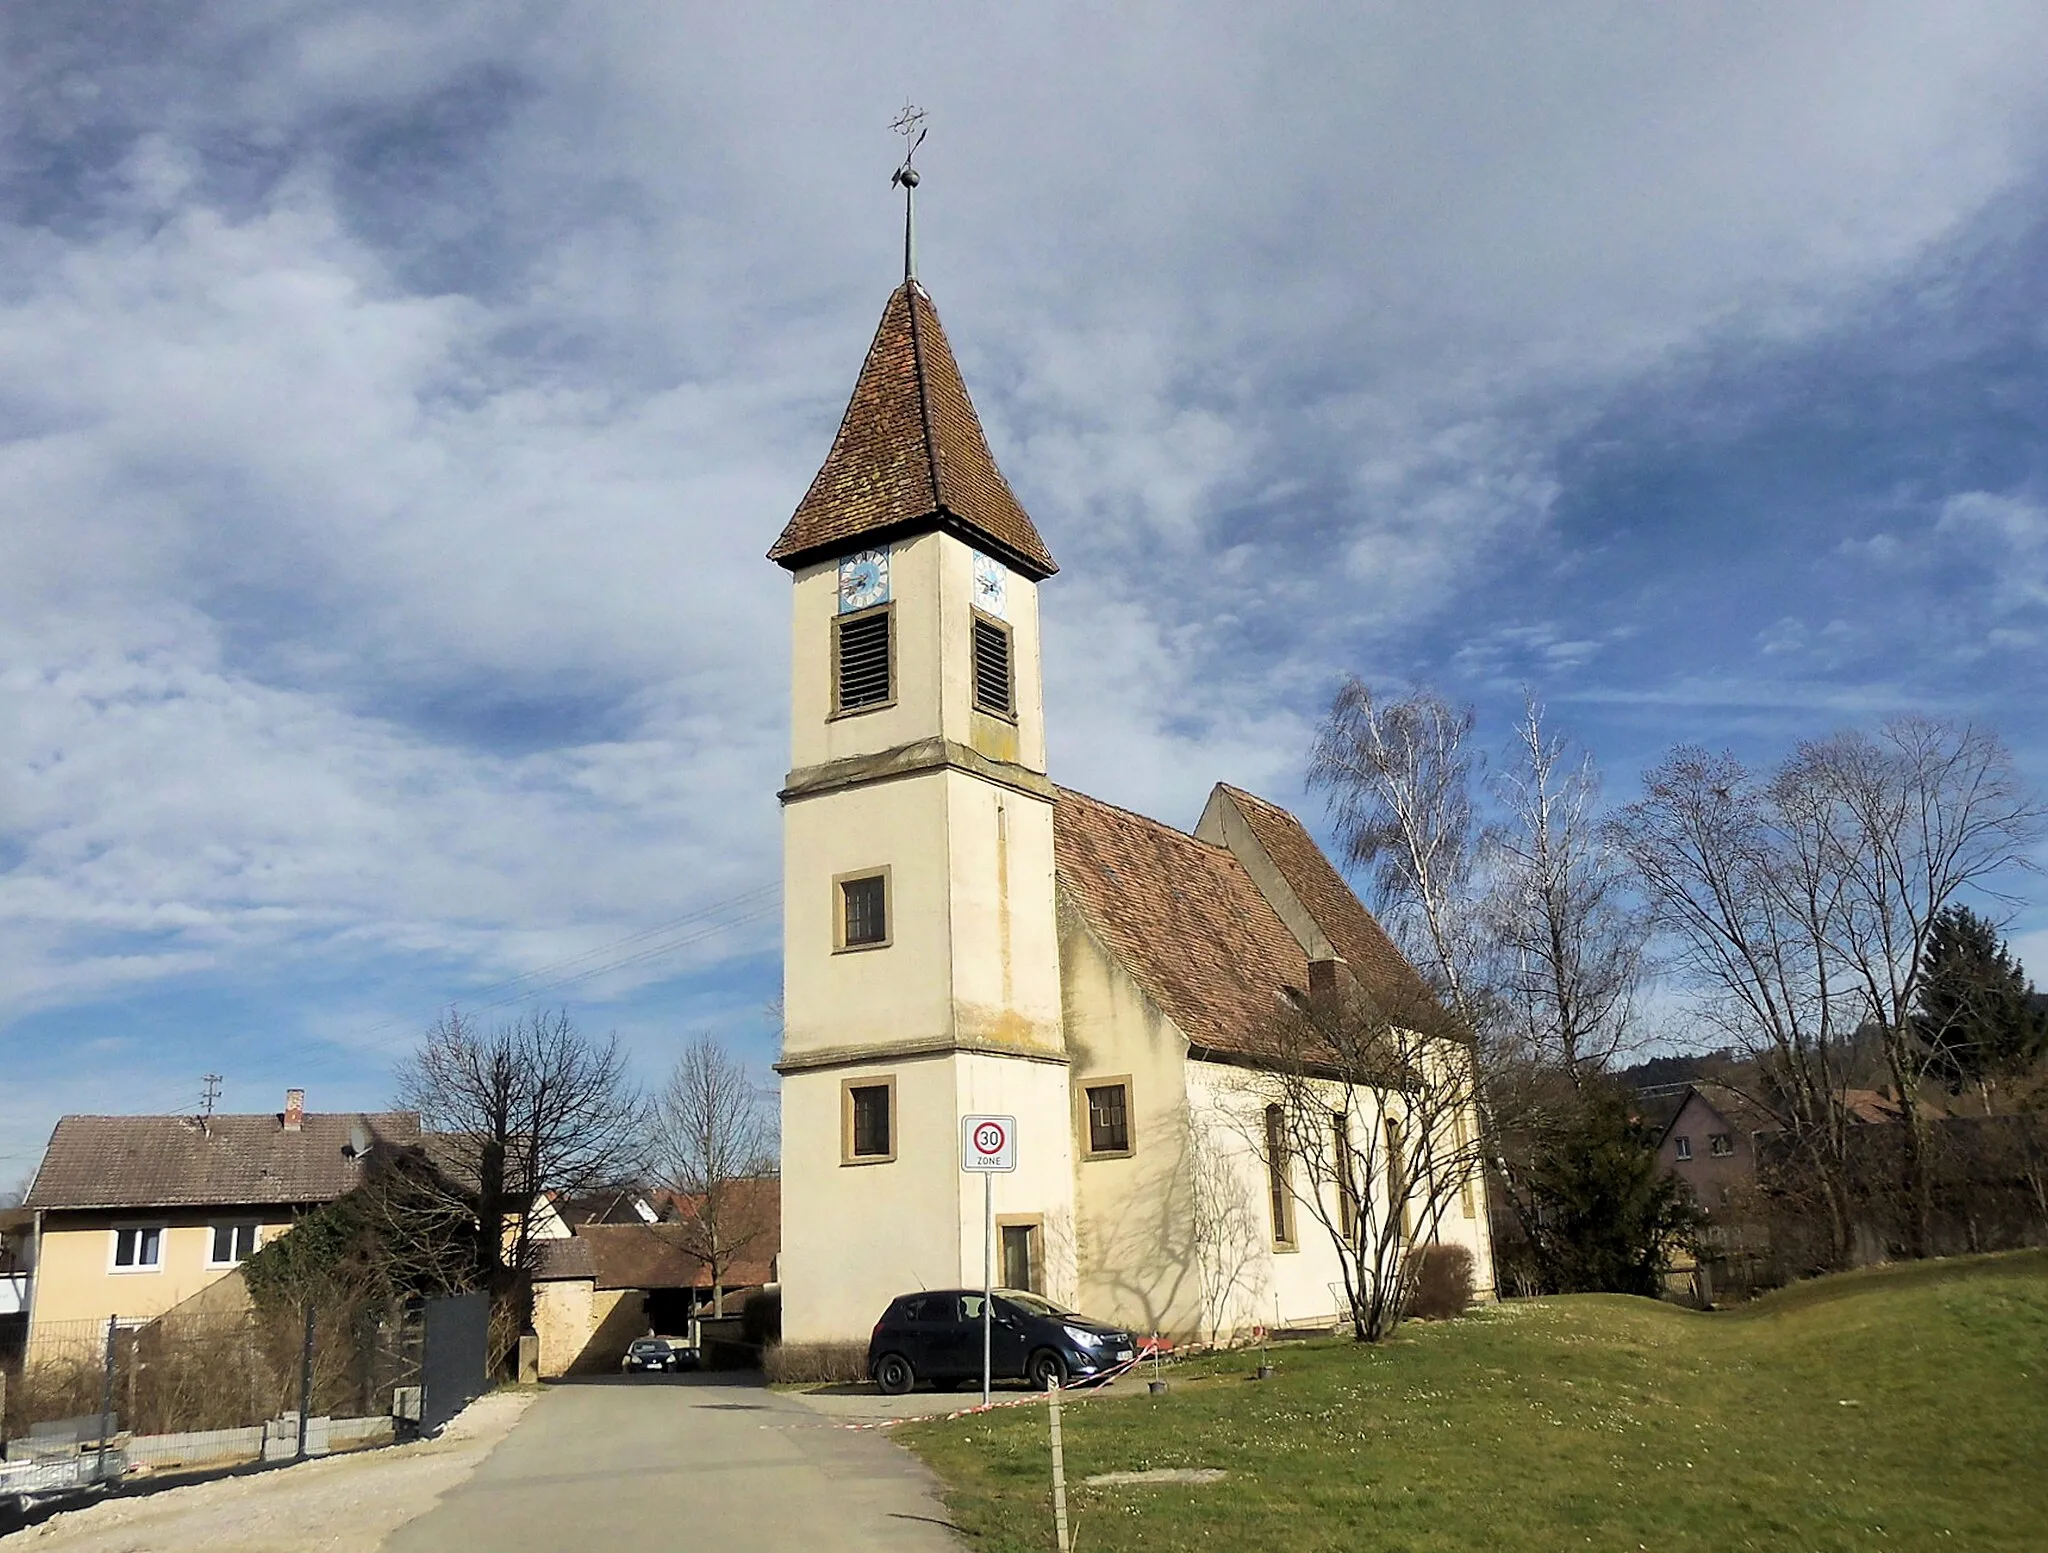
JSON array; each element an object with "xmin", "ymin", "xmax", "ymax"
[
  {"xmin": 762, "ymin": 1341, "xmax": 870, "ymax": 1386},
  {"xmin": 1404, "ymin": 1244, "xmax": 1475, "ymax": 1319}
]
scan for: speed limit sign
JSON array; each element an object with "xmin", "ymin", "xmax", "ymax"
[{"xmin": 962, "ymin": 1114, "xmax": 1018, "ymax": 1173}]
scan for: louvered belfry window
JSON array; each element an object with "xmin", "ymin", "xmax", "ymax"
[
  {"xmin": 972, "ymin": 616, "xmax": 1012, "ymax": 715},
  {"xmin": 835, "ymin": 609, "xmax": 892, "ymax": 711}
]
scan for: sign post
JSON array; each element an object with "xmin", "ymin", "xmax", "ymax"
[{"xmin": 961, "ymin": 1114, "xmax": 1018, "ymax": 1406}]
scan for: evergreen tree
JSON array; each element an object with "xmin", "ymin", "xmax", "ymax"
[
  {"xmin": 1523, "ymin": 1080, "xmax": 1699, "ymax": 1296},
  {"xmin": 1913, "ymin": 905, "xmax": 2048, "ymax": 1099}
]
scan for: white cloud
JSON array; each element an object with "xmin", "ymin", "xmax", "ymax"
[{"xmin": 4, "ymin": 2, "xmax": 2048, "ymax": 1165}]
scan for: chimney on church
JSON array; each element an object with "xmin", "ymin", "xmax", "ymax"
[
  {"xmin": 1307, "ymin": 957, "xmax": 1353, "ymax": 1019},
  {"xmin": 283, "ymin": 1088, "xmax": 305, "ymax": 1132}
]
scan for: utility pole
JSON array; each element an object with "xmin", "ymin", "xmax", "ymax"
[{"xmin": 201, "ymin": 1074, "xmax": 223, "ymax": 1118}]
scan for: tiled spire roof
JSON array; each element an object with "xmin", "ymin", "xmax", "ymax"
[{"xmin": 768, "ymin": 282, "xmax": 1057, "ymax": 577}]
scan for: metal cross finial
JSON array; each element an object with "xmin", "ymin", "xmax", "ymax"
[{"xmin": 889, "ymin": 102, "xmax": 927, "ymax": 282}]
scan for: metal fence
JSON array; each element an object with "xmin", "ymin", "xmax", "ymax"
[{"xmin": 1, "ymin": 1303, "xmax": 422, "ymax": 1503}]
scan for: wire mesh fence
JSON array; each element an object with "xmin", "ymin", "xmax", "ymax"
[{"xmin": 1, "ymin": 1303, "xmax": 422, "ymax": 1498}]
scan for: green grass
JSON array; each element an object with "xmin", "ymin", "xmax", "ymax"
[{"xmin": 902, "ymin": 1249, "xmax": 2048, "ymax": 1552}]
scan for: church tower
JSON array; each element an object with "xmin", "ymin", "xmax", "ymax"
[{"xmin": 769, "ymin": 184, "xmax": 1075, "ymax": 1344}]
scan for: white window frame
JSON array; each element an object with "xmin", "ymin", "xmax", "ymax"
[
  {"xmin": 1673, "ymin": 1135, "xmax": 1692, "ymax": 1162},
  {"xmin": 207, "ymin": 1221, "xmax": 262, "ymax": 1268},
  {"xmin": 109, "ymin": 1223, "xmax": 167, "ymax": 1273}
]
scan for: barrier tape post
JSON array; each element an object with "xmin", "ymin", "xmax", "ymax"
[{"xmin": 1048, "ymin": 1380, "xmax": 1070, "ymax": 1553}]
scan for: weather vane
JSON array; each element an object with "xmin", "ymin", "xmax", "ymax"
[{"xmin": 890, "ymin": 102, "xmax": 927, "ymax": 282}]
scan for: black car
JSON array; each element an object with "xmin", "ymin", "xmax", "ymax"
[
  {"xmin": 867, "ymin": 1289, "xmax": 1137, "ymax": 1395},
  {"xmin": 620, "ymin": 1337, "xmax": 680, "ymax": 1373}
]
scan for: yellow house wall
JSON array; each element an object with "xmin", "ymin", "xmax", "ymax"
[
  {"xmin": 27, "ymin": 1211, "xmax": 292, "ymax": 1355},
  {"xmin": 951, "ymin": 1052, "xmax": 1077, "ymax": 1301},
  {"xmin": 532, "ymin": 1280, "xmax": 642, "ymax": 1377}
]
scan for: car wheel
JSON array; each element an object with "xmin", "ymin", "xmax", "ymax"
[
  {"xmin": 875, "ymin": 1352, "xmax": 916, "ymax": 1396},
  {"xmin": 1028, "ymin": 1350, "xmax": 1068, "ymax": 1391}
]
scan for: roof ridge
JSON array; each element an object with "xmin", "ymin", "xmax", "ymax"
[
  {"xmin": 902, "ymin": 281, "xmax": 946, "ymax": 516},
  {"xmin": 1055, "ymin": 784, "xmax": 1231, "ymax": 852}
]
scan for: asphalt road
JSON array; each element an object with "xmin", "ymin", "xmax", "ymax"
[{"xmin": 380, "ymin": 1373, "xmax": 964, "ymax": 1553}]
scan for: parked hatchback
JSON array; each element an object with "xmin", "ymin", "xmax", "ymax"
[
  {"xmin": 621, "ymin": 1337, "xmax": 680, "ymax": 1374},
  {"xmin": 867, "ymin": 1289, "xmax": 1136, "ymax": 1395}
]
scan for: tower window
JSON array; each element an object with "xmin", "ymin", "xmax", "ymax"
[
  {"xmin": 1084, "ymin": 1080, "xmax": 1132, "ymax": 1157},
  {"xmin": 971, "ymin": 616, "xmax": 1012, "ymax": 716},
  {"xmin": 843, "ymin": 1078, "xmax": 896, "ymax": 1163},
  {"xmin": 836, "ymin": 870, "xmax": 890, "ymax": 950},
  {"xmin": 834, "ymin": 608, "xmax": 893, "ymax": 712}
]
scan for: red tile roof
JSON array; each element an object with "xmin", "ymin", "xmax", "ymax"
[
  {"xmin": 1053, "ymin": 787, "xmax": 1315, "ymax": 1061},
  {"xmin": 1214, "ymin": 785, "xmax": 1437, "ymax": 1017},
  {"xmin": 1053, "ymin": 786, "xmax": 1447, "ymax": 1065},
  {"xmin": 535, "ymin": 1222, "xmax": 777, "ymax": 1292},
  {"xmin": 767, "ymin": 282, "xmax": 1056, "ymax": 577}
]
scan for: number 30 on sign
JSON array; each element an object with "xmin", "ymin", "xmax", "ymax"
[{"xmin": 962, "ymin": 1114, "xmax": 1018, "ymax": 1173}]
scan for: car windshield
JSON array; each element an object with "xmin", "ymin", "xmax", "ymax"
[
  {"xmin": 630, "ymin": 1340, "xmax": 667, "ymax": 1352},
  {"xmin": 997, "ymin": 1291, "xmax": 1074, "ymax": 1319}
]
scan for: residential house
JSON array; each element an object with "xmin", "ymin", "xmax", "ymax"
[
  {"xmin": 0, "ymin": 1206, "xmax": 32, "ymax": 1361},
  {"xmin": 19, "ymin": 1092, "xmax": 421, "ymax": 1357},
  {"xmin": 770, "ymin": 222, "xmax": 1494, "ymax": 1348}
]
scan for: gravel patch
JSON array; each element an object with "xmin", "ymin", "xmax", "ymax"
[{"xmin": 13, "ymin": 1391, "xmax": 535, "ymax": 1553}]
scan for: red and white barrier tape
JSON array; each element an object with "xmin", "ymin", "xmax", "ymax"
[{"xmin": 832, "ymin": 1353, "xmax": 1148, "ymax": 1430}]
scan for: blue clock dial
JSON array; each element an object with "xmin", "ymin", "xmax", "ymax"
[{"xmin": 838, "ymin": 547, "xmax": 891, "ymax": 613}]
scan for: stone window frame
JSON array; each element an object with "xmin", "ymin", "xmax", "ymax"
[
  {"xmin": 968, "ymin": 608, "xmax": 1017, "ymax": 722},
  {"xmin": 995, "ymin": 1214, "xmax": 1045, "ymax": 1294},
  {"xmin": 1264, "ymin": 1104, "xmax": 1298, "ymax": 1252},
  {"xmin": 1078, "ymin": 1075, "xmax": 1135, "ymax": 1161},
  {"xmin": 841, "ymin": 1075, "xmax": 897, "ymax": 1166},
  {"xmin": 829, "ymin": 602, "xmax": 896, "ymax": 718},
  {"xmin": 833, "ymin": 866, "xmax": 893, "ymax": 953}
]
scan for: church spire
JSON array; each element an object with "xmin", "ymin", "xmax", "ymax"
[{"xmin": 767, "ymin": 122, "xmax": 1057, "ymax": 579}]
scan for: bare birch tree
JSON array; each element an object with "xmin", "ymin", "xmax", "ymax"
[
  {"xmin": 397, "ymin": 1007, "xmax": 646, "ymax": 1304},
  {"xmin": 1484, "ymin": 696, "xmax": 1646, "ymax": 1085},
  {"xmin": 1309, "ymin": 680, "xmax": 1492, "ymax": 1025},
  {"xmin": 655, "ymin": 1034, "xmax": 777, "ymax": 1317}
]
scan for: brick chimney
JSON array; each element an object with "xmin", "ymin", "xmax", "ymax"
[
  {"xmin": 1307, "ymin": 956, "xmax": 1354, "ymax": 1017},
  {"xmin": 283, "ymin": 1088, "xmax": 305, "ymax": 1132}
]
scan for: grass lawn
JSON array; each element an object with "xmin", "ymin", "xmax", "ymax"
[{"xmin": 901, "ymin": 1249, "xmax": 2048, "ymax": 1552}]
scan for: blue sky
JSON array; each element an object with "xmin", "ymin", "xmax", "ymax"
[{"xmin": 4, "ymin": 3, "xmax": 2046, "ymax": 1183}]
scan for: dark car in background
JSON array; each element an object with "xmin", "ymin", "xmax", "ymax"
[
  {"xmin": 867, "ymin": 1289, "xmax": 1137, "ymax": 1395},
  {"xmin": 621, "ymin": 1336, "xmax": 686, "ymax": 1374}
]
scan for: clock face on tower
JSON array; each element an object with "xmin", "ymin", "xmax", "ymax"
[
  {"xmin": 972, "ymin": 551, "xmax": 1007, "ymax": 620},
  {"xmin": 837, "ymin": 548, "xmax": 890, "ymax": 614}
]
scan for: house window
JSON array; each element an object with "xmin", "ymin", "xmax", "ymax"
[
  {"xmin": 209, "ymin": 1223, "xmax": 260, "ymax": 1266},
  {"xmin": 843, "ymin": 1078, "xmax": 895, "ymax": 1164},
  {"xmin": 833, "ymin": 608, "xmax": 893, "ymax": 712},
  {"xmin": 1334, "ymin": 1111, "xmax": 1360, "ymax": 1244},
  {"xmin": 836, "ymin": 870, "xmax": 889, "ymax": 950},
  {"xmin": 112, "ymin": 1226, "xmax": 163, "ymax": 1271},
  {"xmin": 999, "ymin": 1219, "xmax": 1042, "ymax": 1292},
  {"xmin": 1674, "ymin": 1135, "xmax": 1692, "ymax": 1162},
  {"xmin": 971, "ymin": 616, "xmax": 1013, "ymax": 716},
  {"xmin": 1265, "ymin": 1104, "xmax": 1295, "ymax": 1249},
  {"xmin": 1084, "ymin": 1080, "xmax": 1132, "ymax": 1157},
  {"xmin": 1709, "ymin": 1133, "xmax": 1734, "ymax": 1157}
]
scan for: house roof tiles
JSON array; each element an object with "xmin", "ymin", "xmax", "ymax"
[
  {"xmin": 767, "ymin": 282, "xmax": 1056, "ymax": 577},
  {"xmin": 25, "ymin": 1111, "xmax": 423, "ymax": 1211}
]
